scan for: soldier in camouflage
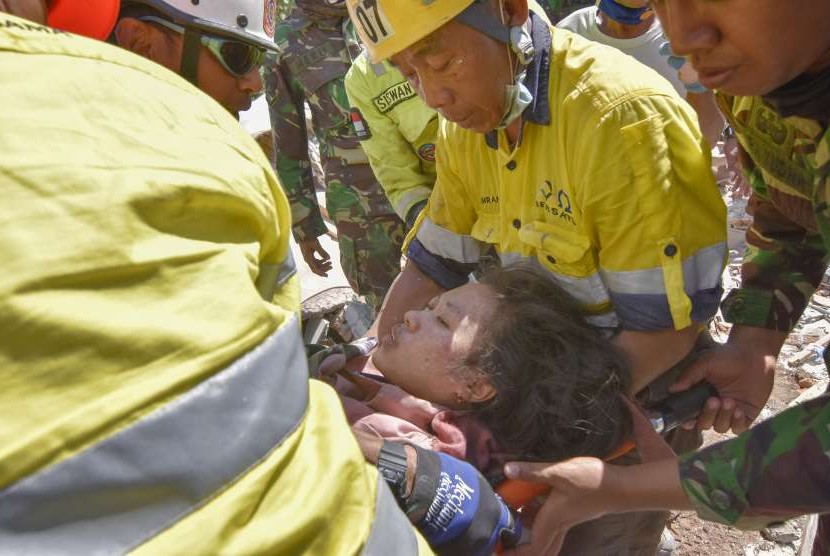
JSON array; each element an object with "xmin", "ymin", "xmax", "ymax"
[
  {"xmin": 500, "ymin": 1, "xmax": 830, "ymax": 554},
  {"xmin": 679, "ymin": 391, "xmax": 830, "ymax": 531},
  {"xmin": 264, "ymin": 0, "xmax": 405, "ymax": 312}
]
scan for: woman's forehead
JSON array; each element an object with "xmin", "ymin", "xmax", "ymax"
[{"xmin": 443, "ymin": 283, "xmax": 496, "ymax": 312}]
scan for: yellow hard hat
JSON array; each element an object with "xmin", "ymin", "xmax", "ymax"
[{"xmin": 346, "ymin": 0, "xmax": 475, "ymax": 62}]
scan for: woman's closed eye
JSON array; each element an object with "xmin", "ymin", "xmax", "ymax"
[{"xmin": 426, "ymin": 297, "xmax": 450, "ymax": 328}]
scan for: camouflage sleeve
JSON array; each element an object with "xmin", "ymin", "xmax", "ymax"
[
  {"xmin": 264, "ymin": 53, "xmax": 327, "ymax": 242},
  {"xmin": 721, "ymin": 142, "xmax": 829, "ymax": 332},
  {"xmin": 679, "ymin": 391, "xmax": 830, "ymax": 529}
]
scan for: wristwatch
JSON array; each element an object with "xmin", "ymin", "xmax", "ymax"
[{"xmin": 377, "ymin": 441, "xmax": 409, "ymax": 502}]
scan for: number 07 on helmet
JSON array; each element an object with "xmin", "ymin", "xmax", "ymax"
[{"xmin": 346, "ymin": 0, "xmax": 477, "ymax": 62}]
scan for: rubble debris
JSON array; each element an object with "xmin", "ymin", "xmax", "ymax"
[
  {"xmin": 743, "ymin": 540, "xmax": 797, "ymax": 556},
  {"xmin": 761, "ymin": 522, "xmax": 801, "ymax": 545}
]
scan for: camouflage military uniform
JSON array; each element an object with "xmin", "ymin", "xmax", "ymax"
[
  {"xmin": 679, "ymin": 392, "xmax": 830, "ymax": 528},
  {"xmin": 679, "ymin": 94, "xmax": 830, "ymax": 549},
  {"xmin": 264, "ymin": 0, "xmax": 405, "ymax": 311},
  {"xmin": 719, "ymin": 94, "xmax": 830, "ymax": 332}
]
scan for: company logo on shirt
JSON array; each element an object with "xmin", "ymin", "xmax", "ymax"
[
  {"xmin": 536, "ymin": 180, "xmax": 575, "ymax": 225},
  {"xmin": 418, "ymin": 143, "xmax": 436, "ymax": 162},
  {"xmin": 373, "ymin": 80, "xmax": 417, "ymax": 114}
]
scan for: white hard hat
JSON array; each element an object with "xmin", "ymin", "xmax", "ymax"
[{"xmin": 123, "ymin": 0, "xmax": 278, "ymax": 51}]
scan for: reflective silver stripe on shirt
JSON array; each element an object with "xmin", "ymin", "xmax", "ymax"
[
  {"xmin": 394, "ymin": 187, "xmax": 432, "ymax": 222},
  {"xmin": 600, "ymin": 242, "xmax": 727, "ymax": 295},
  {"xmin": 362, "ymin": 474, "xmax": 420, "ymax": 556},
  {"xmin": 416, "ymin": 217, "xmax": 482, "ymax": 263},
  {"xmin": 0, "ymin": 316, "xmax": 308, "ymax": 555},
  {"xmin": 499, "ymin": 251, "xmax": 611, "ymax": 307},
  {"xmin": 259, "ymin": 251, "xmax": 298, "ymax": 300},
  {"xmin": 499, "ymin": 252, "xmax": 619, "ymax": 330},
  {"xmin": 586, "ymin": 311, "xmax": 620, "ymax": 330}
]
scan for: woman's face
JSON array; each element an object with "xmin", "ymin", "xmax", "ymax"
[
  {"xmin": 372, "ymin": 283, "xmax": 497, "ymax": 408},
  {"xmin": 653, "ymin": 0, "xmax": 830, "ymax": 95}
]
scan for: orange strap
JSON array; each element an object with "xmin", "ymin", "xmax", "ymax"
[{"xmin": 496, "ymin": 440, "xmax": 636, "ymax": 510}]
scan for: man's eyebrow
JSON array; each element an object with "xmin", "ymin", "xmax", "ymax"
[
  {"xmin": 390, "ymin": 35, "xmax": 442, "ymax": 69},
  {"xmin": 412, "ymin": 37, "xmax": 442, "ymax": 58}
]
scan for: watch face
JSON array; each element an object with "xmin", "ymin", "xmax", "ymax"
[
  {"xmin": 380, "ymin": 467, "xmax": 404, "ymax": 483},
  {"xmin": 378, "ymin": 443, "xmax": 409, "ymax": 497}
]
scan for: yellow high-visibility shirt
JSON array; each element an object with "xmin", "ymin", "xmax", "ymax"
[
  {"xmin": 343, "ymin": 1, "xmax": 550, "ymax": 224},
  {"xmin": 346, "ymin": 54, "xmax": 438, "ymax": 221},
  {"xmin": 0, "ymin": 14, "xmax": 426, "ymax": 554},
  {"xmin": 410, "ymin": 22, "xmax": 726, "ymax": 331}
]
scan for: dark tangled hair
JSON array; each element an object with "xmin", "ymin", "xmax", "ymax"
[{"xmin": 464, "ymin": 264, "xmax": 632, "ymax": 462}]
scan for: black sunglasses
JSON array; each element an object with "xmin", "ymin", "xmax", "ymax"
[{"xmin": 139, "ymin": 16, "xmax": 266, "ymax": 77}]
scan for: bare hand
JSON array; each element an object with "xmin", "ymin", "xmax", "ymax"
[
  {"xmin": 669, "ymin": 328, "xmax": 784, "ymax": 434},
  {"xmin": 501, "ymin": 398, "xmax": 676, "ymax": 555},
  {"xmin": 299, "ymin": 238, "xmax": 332, "ymax": 276},
  {"xmin": 502, "ymin": 458, "xmax": 610, "ymax": 556}
]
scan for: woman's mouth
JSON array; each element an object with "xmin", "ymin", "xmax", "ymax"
[{"xmin": 383, "ymin": 322, "xmax": 406, "ymax": 346}]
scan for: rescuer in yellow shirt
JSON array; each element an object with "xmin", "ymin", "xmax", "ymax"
[
  {"xmin": 0, "ymin": 2, "xmax": 529, "ymax": 554},
  {"xmin": 0, "ymin": 2, "xmax": 423, "ymax": 552},
  {"xmin": 347, "ymin": 0, "xmax": 727, "ymax": 553},
  {"xmin": 346, "ymin": 55, "xmax": 439, "ymax": 227},
  {"xmin": 344, "ymin": 0, "xmax": 551, "ymax": 229}
]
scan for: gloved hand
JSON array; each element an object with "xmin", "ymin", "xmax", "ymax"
[
  {"xmin": 659, "ymin": 40, "xmax": 708, "ymax": 94},
  {"xmin": 404, "ymin": 445, "xmax": 524, "ymax": 555},
  {"xmin": 306, "ymin": 337, "xmax": 376, "ymax": 376}
]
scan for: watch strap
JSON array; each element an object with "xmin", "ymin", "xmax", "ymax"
[{"xmin": 377, "ymin": 441, "xmax": 409, "ymax": 501}]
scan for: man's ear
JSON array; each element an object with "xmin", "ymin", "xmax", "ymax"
[
  {"xmin": 466, "ymin": 375, "xmax": 497, "ymax": 404},
  {"xmin": 114, "ymin": 18, "xmax": 157, "ymax": 58},
  {"xmin": 502, "ymin": 0, "xmax": 530, "ymax": 27}
]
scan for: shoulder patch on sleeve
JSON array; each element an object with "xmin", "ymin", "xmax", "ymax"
[{"xmin": 350, "ymin": 107, "xmax": 372, "ymax": 140}]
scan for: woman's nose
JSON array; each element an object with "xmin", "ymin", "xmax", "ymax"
[{"xmin": 403, "ymin": 310, "xmax": 420, "ymax": 330}]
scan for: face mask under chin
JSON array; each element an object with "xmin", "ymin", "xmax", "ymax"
[{"xmin": 495, "ymin": 70, "xmax": 533, "ymax": 130}]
